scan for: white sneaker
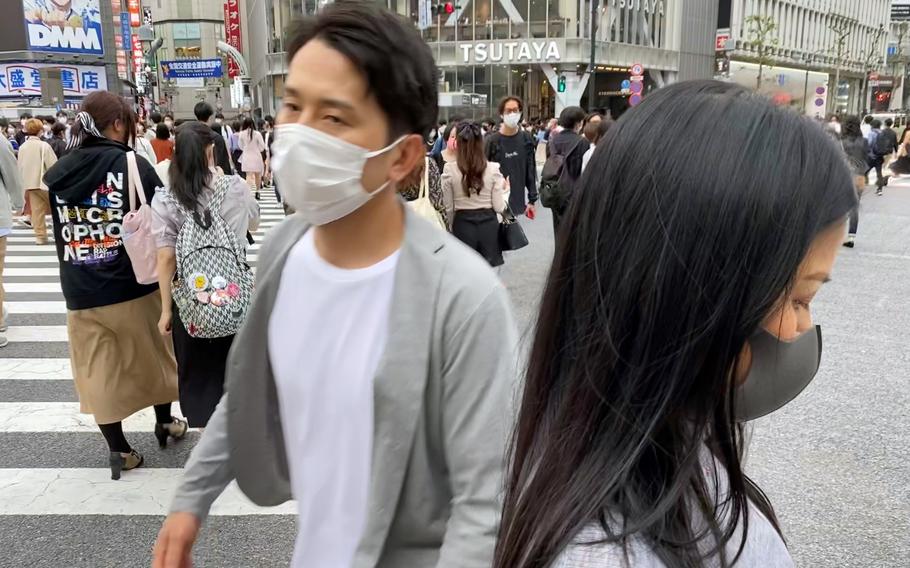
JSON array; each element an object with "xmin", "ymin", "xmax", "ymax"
[
  {"xmin": 0, "ymin": 335, "xmax": 8, "ymax": 348},
  {"xmin": 0, "ymin": 305, "xmax": 7, "ymax": 333}
]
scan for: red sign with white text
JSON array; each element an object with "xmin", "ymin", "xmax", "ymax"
[{"xmin": 224, "ymin": 0, "xmax": 243, "ymax": 78}]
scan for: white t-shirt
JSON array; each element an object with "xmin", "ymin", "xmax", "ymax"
[{"xmin": 268, "ymin": 230, "xmax": 399, "ymax": 568}]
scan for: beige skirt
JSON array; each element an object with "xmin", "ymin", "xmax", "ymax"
[{"xmin": 67, "ymin": 292, "xmax": 178, "ymax": 424}]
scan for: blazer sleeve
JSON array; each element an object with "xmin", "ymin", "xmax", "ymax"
[
  {"xmin": 168, "ymin": 393, "xmax": 235, "ymax": 523},
  {"xmin": 437, "ymin": 283, "xmax": 519, "ymax": 567}
]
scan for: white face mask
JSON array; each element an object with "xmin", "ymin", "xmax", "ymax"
[
  {"xmin": 271, "ymin": 123, "xmax": 404, "ymax": 226},
  {"xmin": 502, "ymin": 112, "xmax": 521, "ymax": 129}
]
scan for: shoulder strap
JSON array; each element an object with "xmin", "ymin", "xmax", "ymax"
[
  {"xmin": 419, "ymin": 158, "xmax": 429, "ymax": 200},
  {"xmin": 125, "ymin": 151, "xmax": 146, "ymax": 212},
  {"xmin": 209, "ymin": 174, "xmax": 230, "ymax": 211}
]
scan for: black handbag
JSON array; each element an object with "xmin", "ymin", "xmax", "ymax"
[{"xmin": 499, "ymin": 205, "xmax": 529, "ymax": 251}]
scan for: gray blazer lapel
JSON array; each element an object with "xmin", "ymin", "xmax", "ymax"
[
  {"xmin": 356, "ymin": 210, "xmax": 446, "ymax": 564},
  {"xmin": 228, "ymin": 216, "xmax": 310, "ymax": 505}
]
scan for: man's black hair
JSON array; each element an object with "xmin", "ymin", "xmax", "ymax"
[
  {"xmin": 885, "ymin": 118, "xmax": 893, "ymax": 127},
  {"xmin": 498, "ymin": 95, "xmax": 524, "ymax": 116},
  {"xmin": 863, "ymin": 115, "xmax": 873, "ymax": 124},
  {"xmin": 558, "ymin": 106, "xmax": 587, "ymax": 129},
  {"xmin": 871, "ymin": 119, "xmax": 882, "ymax": 129},
  {"xmin": 285, "ymin": 0, "xmax": 438, "ymax": 139},
  {"xmin": 150, "ymin": 111, "xmax": 162, "ymax": 124},
  {"xmin": 20, "ymin": 113, "xmax": 31, "ymax": 120},
  {"xmin": 215, "ymin": 112, "xmax": 225, "ymax": 120},
  {"xmin": 0, "ymin": 118, "xmax": 9, "ymax": 129},
  {"xmin": 194, "ymin": 101, "xmax": 215, "ymax": 122}
]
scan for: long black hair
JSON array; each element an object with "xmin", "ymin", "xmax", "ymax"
[
  {"xmin": 241, "ymin": 117, "xmax": 255, "ymax": 143},
  {"xmin": 841, "ymin": 115, "xmax": 863, "ymax": 139},
  {"xmin": 455, "ymin": 122, "xmax": 486, "ymax": 195},
  {"xmin": 496, "ymin": 80, "xmax": 857, "ymax": 568},
  {"xmin": 168, "ymin": 122, "xmax": 216, "ymax": 211}
]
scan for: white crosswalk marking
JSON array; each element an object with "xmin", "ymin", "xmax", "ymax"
[{"xmin": 0, "ymin": 193, "xmax": 293, "ymax": 528}]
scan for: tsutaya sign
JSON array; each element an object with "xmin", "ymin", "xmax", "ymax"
[
  {"xmin": 609, "ymin": 0, "xmax": 665, "ymax": 13},
  {"xmin": 461, "ymin": 41, "xmax": 561, "ymax": 64}
]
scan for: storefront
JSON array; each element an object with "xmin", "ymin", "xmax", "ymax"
[
  {"xmin": 0, "ymin": 0, "xmax": 116, "ymax": 108},
  {"xmin": 245, "ymin": 0, "xmax": 716, "ymax": 120}
]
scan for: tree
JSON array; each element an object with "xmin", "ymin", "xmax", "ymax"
[{"xmin": 746, "ymin": 15, "xmax": 779, "ymax": 91}]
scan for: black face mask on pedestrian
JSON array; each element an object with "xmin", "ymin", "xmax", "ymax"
[{"xmin": 734, "ymin": 326, "xmax": 823, "ymax": 422}]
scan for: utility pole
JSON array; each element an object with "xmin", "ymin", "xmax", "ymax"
[
  {"xmin": 588, "ymin": 0, "xmax": 599, "ymax": 110},
  {"xmin": 828, "ymin": 16, "xmax": 855, "ymax": 114}
]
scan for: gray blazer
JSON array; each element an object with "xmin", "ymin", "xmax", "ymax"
[
  {"xmin": 0, "ymin": 136, "xmax": 25, "ymax": 232},
  {"xmin": 170, "ymin": 207, "xmax": 519, "ymax": 568}
]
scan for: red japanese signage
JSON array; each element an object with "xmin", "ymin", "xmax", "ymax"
[
  {"xmin": 224, "ymin": 0, "xmax": 243, "ymax": 78},
  {"xmin": 128, "ymin": 0, "xmax": 142, "ymax": 27}
]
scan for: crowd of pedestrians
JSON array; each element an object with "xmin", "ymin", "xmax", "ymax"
[{"xmin": 0, "ymin": 1, "xmax": 875, "ymax": 566}]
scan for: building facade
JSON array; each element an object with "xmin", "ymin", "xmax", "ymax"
[
  {"xmin": 242, "ymin": 0, "xmax": 718, "ymax": 121},
  {"xmin": 0, "ymin": 0, "xmax": 120, "ymax": 113},
  {"xmin": 143, "ymin": 0, "xmax": 242, "ymax": 118},
  {"xmin": 718, "ymin": 0, "xmax": 892, "ymax": 115}
]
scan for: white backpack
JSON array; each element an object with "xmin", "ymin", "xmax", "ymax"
[{"xmin": 170, "ymin": 175, "xmax": 254, "ymax": 338}]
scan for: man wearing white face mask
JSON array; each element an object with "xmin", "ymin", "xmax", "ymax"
[
  {"xmin": 154, "ymin": 3, "xmax": 518, "ymax": 568},
  {"xmin": 484, "ymin": 95, "xmax": 538, "ymax": 218}
]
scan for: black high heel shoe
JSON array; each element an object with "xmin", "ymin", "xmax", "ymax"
[
  {"xmin": 109, "ymin": 449, "xmax": 143, "ymax": 480},
  {"xmin": 154, "ymin": 417, "xmax": 189, "ymax": 449}
]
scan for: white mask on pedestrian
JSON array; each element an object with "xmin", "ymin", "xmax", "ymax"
[
  {"xmin": 503, "ymin": 112, "xmax": 521, "ymax": 129},
  {"xmin": 271, "ymin": 123, "xmax": 404, "ymax": 226}
]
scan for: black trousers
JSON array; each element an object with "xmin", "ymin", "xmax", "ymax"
[
  {"xmin": 172, "ymin": 303, "xmax": 233, "ymax": 428},
  {"xmin": 453, "ymin": 209, "xmax": 503, "ymax": 267}
]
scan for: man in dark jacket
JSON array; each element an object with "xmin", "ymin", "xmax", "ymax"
[
  {"xmin": 484, "ymin": 96, "xmax": 538, "ymax": 217},
  {"xmin": 872, "ymin": 118, "xmax": 898, "ymax": 195},
  {"xmin": 546, "ymin": 106, "xmax": 589, "ymax": 232},
  {"xmin": 193, "ymin": 102, "xmax": 233, "ymax": 175}
]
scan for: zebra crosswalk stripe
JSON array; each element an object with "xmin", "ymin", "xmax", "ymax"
[{"xmin": 0, "ymin": 193, "xmax": 296, "ymax": 520}]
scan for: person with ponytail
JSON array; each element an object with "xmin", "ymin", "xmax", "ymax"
[
  {"xmin": 441, "ymin": 121, "xmax": 508, "ymax": 267},
  {"xmin": 43, "ymin": 91, "xmax": 184, "ymax": 480},
  {"xmin": 151, "ymin": 122, "xmax": 259, "ymax": 428}
]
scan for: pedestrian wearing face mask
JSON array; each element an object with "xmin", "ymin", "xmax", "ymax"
[
  {"xmin": 495, "ymin": 80, "xmax": 856, "ymax": 568},
  {"xmin": 154, "ymin": 3, "xmax": 517, "ymax": 566},
  {"xmin": 484, "ymin": 96, "xmax": 539, "ymax": 219}
]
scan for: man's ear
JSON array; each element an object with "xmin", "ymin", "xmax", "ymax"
[{"xmin": 388, "ymin": 134, "xmax": 425, "ymax": 183}]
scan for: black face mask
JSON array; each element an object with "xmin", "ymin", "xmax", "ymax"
[{"xmin": 735, "ymin": 326, "xmax": 822, "ymax": 422}]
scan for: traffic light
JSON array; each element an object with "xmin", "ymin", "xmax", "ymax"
[
  {"xmin": 432, "ymin": 2, "xmax": 458, "ymax": 16},
  {"xmin": 557, "ymin": 75, "xmax": 566, "ymax": 93}
]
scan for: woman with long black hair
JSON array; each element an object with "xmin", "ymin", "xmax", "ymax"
[
  {"xmin": 495, "ymin": 81, "xmax": 857, "ymax": 567},
  {"xmin": 152, "ymin": 122, "xmax": 259, "ymax": 428},
  {"xmin": 237, "ymin": 117, "xmax": 266, "ymax": 199},
  {"xmin": 441, "ymin": 121, "xmax": 508, "ymax": 266}
]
